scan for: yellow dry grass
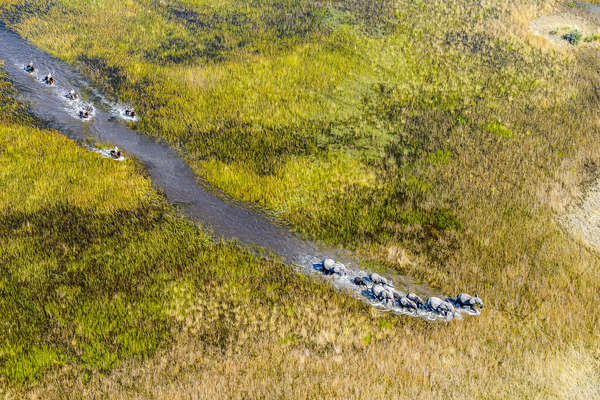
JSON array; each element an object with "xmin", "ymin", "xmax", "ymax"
[{"xmin": 0, "ymin": 0, "xmax": 599, "ymax": 399}]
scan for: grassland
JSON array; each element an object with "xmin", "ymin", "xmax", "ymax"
[
  {"xmin": 0, "ymin": 0, "xmax": 600, "ymax": 398},
  {"xmin": 0, "ymin": 70, "xmax": 384, "ymax": 395}
]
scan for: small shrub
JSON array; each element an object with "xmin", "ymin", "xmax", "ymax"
[{"xmin": 562, "ymin": 29, "xmax": 583, "ymax": 45}]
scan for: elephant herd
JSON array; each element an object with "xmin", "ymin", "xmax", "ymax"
[{"xmin": 320, "ymin": 258, "xmax": 483, "ymax": 320}]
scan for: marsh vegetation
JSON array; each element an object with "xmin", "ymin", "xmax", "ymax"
[{"xmin": 0, "ymin": 0, "xmax": 599, "ymax": 398}]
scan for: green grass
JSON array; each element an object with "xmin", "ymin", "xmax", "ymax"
[
  {"xmin": 0, "ymin": 72, "xmax": 167, "ymax": 381},
  {"xmin": 1, "ymin": 0, "xmax": 600, "ymax": 398},
  {"xmin": 1, "ymin": 0, "xmax": 482, "ymax": 248},
  {"xmin": 1, "ymin": 0, "xmax": 557, "ymax": 254},
  {"xmin": 0, "ymin": 72, "xmax": 373, "ymax": 386},
  {"xmin": 485, "ymin": 121, "xmax": 512, "ymax": 138}
]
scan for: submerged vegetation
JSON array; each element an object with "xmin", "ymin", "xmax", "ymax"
[{"xmin": 0, "ymin": 0, "xmax": 599, "ymax": 398}]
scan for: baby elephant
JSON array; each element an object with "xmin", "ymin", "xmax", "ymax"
[
  {"xmin": 426, "ymin": 297, "xmax": 456, "ymax": 318},
  {"xmin": 454, "ymin": 293, "xmax": 484, "ymax": 312},
  {"xmin": 352, "ymin": 276, "xmax": 367, "ymax": 286}
]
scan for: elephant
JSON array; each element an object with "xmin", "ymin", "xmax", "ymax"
[
  {"xmin": 426, "ymin": 296, "xmax": 456, "ymax": 318},
  {"xmin": 406, "ymin": 293, "xmax": 425, "ymax": 309},
  {"xmin": 372, "ymin": 284, "xmax": 393, "ymax": 302},
  {"xmin": 321, "ymin": 259, "xmax": 347, "ymax": 275},
  {"xmin": 369, "ymin": 272, "xmax": 391, "ymax": 286},
  {"xmin": 398, "ymin": 296, "xmax": 418, "ymax": 312},
  {"xmin": 454, "ymin": 293, "xmax": 484, "ymax": 312},
  {"xmin": 352, "ymin": 277, "xmax": 367, "ymax": 286}
]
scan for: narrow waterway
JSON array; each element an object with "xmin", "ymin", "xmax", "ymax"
[
  {"xmin": 0, "ymin": 25, "xmax": 479, "ymax": 320},
  {"xmin": 0, "ymin": 25, "xmax": 324, "ymax": 264}
]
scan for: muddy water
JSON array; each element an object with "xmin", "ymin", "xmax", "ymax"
[{"xmin": 0, "ymin": 25, "xmax": 469, "ymax": 319}]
